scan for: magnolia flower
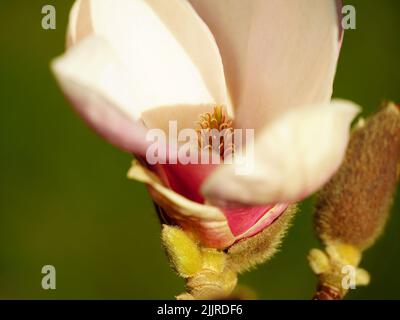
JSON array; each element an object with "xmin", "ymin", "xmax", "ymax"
[{"xmin": 52, "ymin": 0, "xmax": 360, "ymax": 249}]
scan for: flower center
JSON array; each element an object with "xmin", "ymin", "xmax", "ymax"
[{"xmin": 196, "ymin": 105, "xmax": 235, "ymax": 159}]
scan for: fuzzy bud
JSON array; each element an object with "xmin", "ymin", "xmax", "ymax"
[
  {"xmin": 315, "ymin": 103, "xmax": 400, "ymax": 250},
  {"xmin": 161, "ymin": 225, "xmax": 237, "ymax": 300},
  {"xmin": 161, "ymin": 225, "xmax": 203, "ymax": 278}
]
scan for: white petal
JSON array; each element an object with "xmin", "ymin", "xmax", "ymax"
[
  {"xmin": 52, "ymin": 36, "xmax": 150, "ymax": 155},
  {"xmin": 201, "ymin": 100, "xmax": 361, "ymax": 205},
  {"xmin": 145, "ymin": 0, "xmax": 230, "ymax": 113},
  {"xmin": 189, "ymin": 0, "xmax": 340, "ymax": 131},
  {"xmin": 66, "ymin": 0, "xmax": 229, "ymax": 127},
  {"xmin": 66, "ymin": 0, "xmax": 82, "ymax": 47}
]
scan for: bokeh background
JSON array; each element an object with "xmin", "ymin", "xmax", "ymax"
[{"xmin": 0, "ymin": 0, "xmax": 399, "ymax": 299}]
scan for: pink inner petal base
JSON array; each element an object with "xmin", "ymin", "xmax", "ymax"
[
  {"xmin": 150, "ymin": 162, "xmax": 217, "ymax": 204},
  {"xmin": 150, "ymin": 162, "xmax": 288, "ymax": 242}
]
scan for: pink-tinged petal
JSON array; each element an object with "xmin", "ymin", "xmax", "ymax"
[
  {"xmin": 152, "ymin": 162, "xmax": 217, "ymax": 204},
  {"xmin": 336, "ymin": 0, "xmax": 344, "ymax": 47},
  {"xmin": 128, "ymin": 161, "xmax": 236, "ymax": 249},
  {"xmin": 66, "ymin": 0, "xmax": 229, "ymax": 127},
  {"xmin": 52, "ymin": 36, "xmax": 150, "ymax": 155},
  {"xmin": 202, "ymin": 100, "xmax": 361, "ymax": 206},
  {"xmin": 129, "ymin": 161, "xmax": 289, "ymax": 248},
  {"xmin": 222, "ymin": 204, "xmax": 288, "ymax": 238},
  {"xmin": 233, "ymin": 204, "xmax": 289, "ymax": 240},
  {"xmin": 189, "ymin": 0, "xmax": 340, "ymax": 131},
  {"xmin": 153, "ymin": 162, "xmax": 288, "ymax": 237}
]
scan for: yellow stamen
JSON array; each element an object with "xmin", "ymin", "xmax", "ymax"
[{"xmin": 196, "ymin": 106, "xmax": 235, "ymax": 159}]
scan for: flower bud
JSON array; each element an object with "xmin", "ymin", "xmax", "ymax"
[{"xmin": 315, "ymin": 103, "xmax": 400, "ymax": 250}]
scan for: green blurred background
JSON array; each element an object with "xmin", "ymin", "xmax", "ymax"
[{"xmin": 0, "ymin": 0, "xmax": 399, "ymax": 299}]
